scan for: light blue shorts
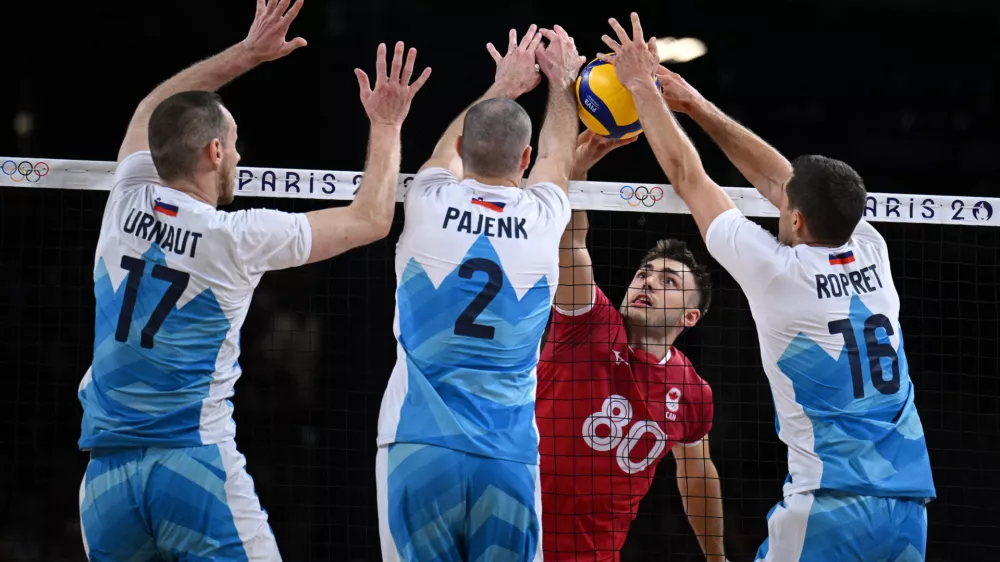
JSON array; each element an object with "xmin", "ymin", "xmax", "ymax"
[
  {"xmin": 376, "ymin": 443, "xmax": 542, "ymax": 561},
  {"xmin": 755, "ymin": 490, "xmax": 927, "ymax": 562},
  {"xmin": 79, "ymin": 441, "xmax": 279, "ymax": 561}
]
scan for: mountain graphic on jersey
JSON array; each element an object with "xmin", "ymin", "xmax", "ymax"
[
  {"xmin": 395, "ymin": 234, "xmax": 551, "ymax": 463},
  {"xmin": 776, "ymin": 294, "xmax": 935, "ymax": 498},
  {"xmin": 79, "ymin": 244, "xmax": 230, "ymax": 449}
]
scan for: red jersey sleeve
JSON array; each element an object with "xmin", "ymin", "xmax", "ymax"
[{"xmin": 542, "ymin": 286, "xmax": 623, "ymax": 361}]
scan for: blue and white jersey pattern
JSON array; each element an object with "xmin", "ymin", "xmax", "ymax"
[
  {"xmin": 706, "ymin": 209, "xmax": 935, "ymax": 500},
  {"xmin": 377, "ymin": 168, "xmax": 571, "ymax": 465},
  {"xmin": 78, "ymin": 151, "xmax": 312, "ymax": 450}
]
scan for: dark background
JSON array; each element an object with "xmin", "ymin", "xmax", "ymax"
[{"xmin": 2, "ymin": 1, "xmax": 999, "ymax": 560}]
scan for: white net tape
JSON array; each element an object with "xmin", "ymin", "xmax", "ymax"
[{"xmin": 3, "ymin": 156, "xmax": 997, "ymax": 227}]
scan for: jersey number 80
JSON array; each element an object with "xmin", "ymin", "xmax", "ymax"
[{"xmin": 582, "ymin": 395, "xmax": 667, "ymax": 475}]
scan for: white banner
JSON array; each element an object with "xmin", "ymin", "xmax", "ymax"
[{"xmin": 2, "ymin": 156, "xmax": 997, "ymax": 226}]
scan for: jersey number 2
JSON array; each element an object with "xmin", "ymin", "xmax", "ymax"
[
  {"xmin": 115, "ymin": 256, "xmax": 190, "ymax": 349},
  {"xmin": 828, "ymin": 314, "xmax": 901, "ymax": 399},
  {"xmin": 454, "ymin": 258, "xmax": 502, "ymax": 340}
]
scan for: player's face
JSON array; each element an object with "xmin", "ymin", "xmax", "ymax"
[
  {"xmin": 216, "ymin": 110, "xmax": 240, "ymax": 206},
  {"xmin": 619, "ymin": 258, "xmax": 700, "ymax": 332}
]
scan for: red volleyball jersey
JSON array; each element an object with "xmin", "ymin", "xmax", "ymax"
[{"xmin": 537, "ymin": 287, "xmax": 714, "ymax": 560}]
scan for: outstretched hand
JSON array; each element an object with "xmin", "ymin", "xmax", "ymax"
[
  {"xmin": 487, "ymin": 25, "xmax": 545, "ymax": 98},
  {"xmin": 572, "ymin": 130, "xmax": 637, "ymax": 178},
  {"xmin": 656, "ymin": 65, "xmax": 704, "ymax": 114},
  {"xmin": 596, "ymin": 12, "xmax": 659, "ymax": 93},
  {"xmin": 356, "ymin": 42, "xmax": 432, "ymax": 127},
  {"xmin": 244, "ymin": 0, "xmax": 308, "ymax": 63},
  {"xmin": 535, "ymin": 25, "xmax": 587, "ymax": 87}
]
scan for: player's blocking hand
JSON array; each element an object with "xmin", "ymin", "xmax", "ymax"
[
  {"xmin": 656, "ymin": 65, "xmax": 705, "ymax": 114},
  {"xmin": 243, "ymin": 0, "xmax": 308, "ymax": 63},
  {"xmin": 597, "ymin": 13, "xmax": 659, "ymax": 93},
  {"xmin": 571, "ymin": 130, "xmax": 637, "ymax": 178},
  {"xmin": 355, "ymin": 42, "xmax": 432, "ymax": 127},
  {"xmin": 535, "ymin": 25, "xmax": 586, "ymax": 88},
  {"xmin": 487, "ymin": 25, "xmax": 544, "ymax": 98}
]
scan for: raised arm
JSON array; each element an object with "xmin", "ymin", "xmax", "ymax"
[
  {"xmin": 673, "ymin": 438, "xmax": 726, "ymax": 562},
  {"xmin": 555, "ymin": 131, "xmax": 636, "ymax": 311},
  {"xmin": 597, "ymin": 13, "xmax": 734, "ymax": 240},
  {"xmin": 525, "ymin": 26, "xmax": 587, "ymax": 193},
  {"xmin": 418, "ymin": 26, "xmax": 545, "ymax": 175},
  {"xmin": 656, "ymin": 66, "xmax": 792, "ymax": 209},
  {"xmin": 118, "ymin": 0, "xmax": 307, "ymax": 163},
  {"xmin": 304, "ymin": 42, "xmax": 431, "ymax": 263}
]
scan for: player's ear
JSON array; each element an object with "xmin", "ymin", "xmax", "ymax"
[
  {"xmin": 684, "ymin": 308, "xmax": 701, "ymax": 328},
  {"xmin": 206, "ymin": 139, "xmax": 224, "ymax": 168},
  {"xmin": 456, "ymin": 135, "xmax": 464, "ymax": 158},
  {"xmin": 520, "ymin": 145, "xmax": 532, "ymax": 172}
]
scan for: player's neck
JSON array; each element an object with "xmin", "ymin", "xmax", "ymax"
[
  {"xmin": 627, "ymin": 326, "xmax": 675, "ymax": 363},
  {"xmin": 166, "ymin": 178, "xmax": 218, "ymax": 208},
  {"xmin": 463, "ymin": 172, "xmax": 521, "ymax": 188}
]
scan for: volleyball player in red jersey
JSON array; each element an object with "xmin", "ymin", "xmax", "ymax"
[{"xmin": 537, "ymin": 131, "xmax": 726, "ymax": 561}]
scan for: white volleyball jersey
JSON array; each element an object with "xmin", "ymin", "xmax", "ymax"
[
  {"xmin": 78, "ymin": 151, "xmax": 312, "ymax": 450},
  {"xmin": 377, "ymin": 167, "xmax": 572, "ymax": 465},
  {"xmin": 706, "ymin": 208, "xmax": 935, "ymax": 499}
]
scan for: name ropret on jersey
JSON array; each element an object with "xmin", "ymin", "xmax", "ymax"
[{"xmin": 705, "ymin": 208, "xmax": 935, "ymax": 500}]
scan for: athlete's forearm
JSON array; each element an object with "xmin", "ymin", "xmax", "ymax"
[
  {"xmin": 532, "ymin": 78, "xmax": 578, "ymax": 180},
  {"xmin": 679, "ymin": 461, "xmax": 725, "ymax": 560},
  {"xmin": 630, "ymin": 82, "xmax": 709, "ymax": 197},
  {"xmin": 352, "ymin": 123, "xmax": 403, "ymax": 234},
  {"xmin": 119, "ymin": 43, "xmax": 259, "ymax": 162},
  {"xmin": 687, "ymin": 100, "xmax": 792, "ymax": 208}
]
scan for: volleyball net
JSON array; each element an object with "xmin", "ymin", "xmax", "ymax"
[{"xmin": 1, "ymin": 157, "xmax": 998, "ymax": 560}]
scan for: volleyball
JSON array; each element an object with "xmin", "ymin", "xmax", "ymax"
[{"xmin": 576, "ymin": 56, "xmax": 660, "ymax": 140}]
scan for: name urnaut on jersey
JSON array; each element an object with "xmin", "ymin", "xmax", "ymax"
[
  {"xmin": 815, "ymin": 264, "xmax": 883, "ymax": 300},
  {"xmin": 122, "ymin": 208, "xmax": 203, "ymax": 258},
  {"xmin": 442, "ymin": 207, "xmax": 529, "ymax": 239}
]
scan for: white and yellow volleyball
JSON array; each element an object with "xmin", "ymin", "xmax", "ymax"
[{"xmin": 575, "ymin": 56, "xmax": 660, "ymax": 140}]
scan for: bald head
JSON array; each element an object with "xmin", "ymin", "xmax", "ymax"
[{"xmin": 460, "ymin": 98, "xmax": 532, "ymax": 178}]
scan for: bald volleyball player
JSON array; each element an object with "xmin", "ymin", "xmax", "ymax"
[
  {"xmin": 601, "ymin": 12, "xmax": 935, "ymax": 561},
  {"xmin": 76, "ymin": 1, "xmax": 430, "ymax": 559},
  {"xmin": 375, "ymin": 24, "xmax": 585, "ymax": 561}
]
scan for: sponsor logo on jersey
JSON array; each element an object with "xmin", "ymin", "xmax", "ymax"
[
  {"xmin": 828, "ymin": 250, "xmax": 855, "ymax": 265},
  {"xmin": 666, "ymin": 387, "xmax": 682, "ymax": 412},
  {"xmin": 471, "ymin": 197, "xmax": 506, "ymax": 213},
  {"xmin": 153, "ymin": 199, "xmax": 179, "ymax": 217}
]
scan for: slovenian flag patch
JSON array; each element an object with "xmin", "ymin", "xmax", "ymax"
[
  {"xmin": 828, "ymin": 250, "xmax": 855, "ymax": 265},
  {"xmin": 471, "ymin": 197, "xmax": 506, "ymax": 213},
  {"xmin": 153, "ymin": 199, "xmax": 179, "ymax": 217}
]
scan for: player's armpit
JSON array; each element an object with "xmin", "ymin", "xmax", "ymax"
[
  {"xmin": 554, "ymin": 211, "xmax": 595, "ymax": 313},
  {"xmin": 704, "ymin": 208, "xmax": 789, "ymax": 300}
]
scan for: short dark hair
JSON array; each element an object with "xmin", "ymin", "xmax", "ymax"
[
  {"xmin": 786, "ymin": 155, "xmax": 867, "ymax": 244},
  {"xmin": 148, "ymin": 91, "xmax": 229, "ymax": 182},
  {"xmin": 640, "ymin": 239, "xmax": 712, "ymax": 315},
  {"xmin": 460, "ymin": 98, "xmax": 532, "ymax": 177}
]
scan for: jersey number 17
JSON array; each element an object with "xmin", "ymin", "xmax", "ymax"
[{"xmin": 115, "ymin": 256, "xmax": 190, "ymax": 349}]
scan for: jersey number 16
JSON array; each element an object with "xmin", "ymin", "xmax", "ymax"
[{"xmin": 828, "ymin": 313, "xmax": 901, "ymax": 399}]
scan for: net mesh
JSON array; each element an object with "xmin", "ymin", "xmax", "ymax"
[{"xmin": 1, "ymin": 165, "xmax": 998, "ymax": 561}]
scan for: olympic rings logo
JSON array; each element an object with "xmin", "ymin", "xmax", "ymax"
[
  {"xmin": 2, "ymin": 160, "xmax": 50, "ymax": 183},
  {"xmin": 620, "ymin": 185, "xmax": 664, "ymax": 207}
]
